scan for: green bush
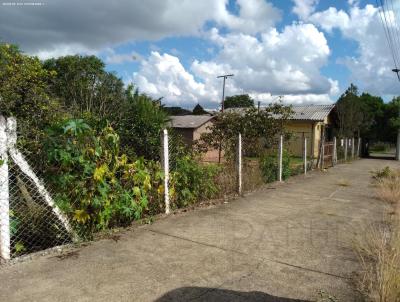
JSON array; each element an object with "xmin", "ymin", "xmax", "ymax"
[
  {"xmin": 45, "ymin": 119, "xmax": 164, "ymax": 237},
  {"xmin": 170, "ymin": 155, "xmax": 219, "ymax": 207},
  {"xmin": 259, "ymin": 151, "xmax": 291, "ymax": 183}
]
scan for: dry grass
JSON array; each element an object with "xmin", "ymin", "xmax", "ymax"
[
  {"xmin": 353, "ymin": 167, "xmax": 400, "ymax": 302},
  {"xmin": 376, "ymin": 175, "xmax": 400, "ymax": 210},
  {"xmin": 337, "ymin": 178, "xmax": 351, "ymax": 187},
  {"xmin": 353, "ymin": 220, "xmax": 400, "ymax": 302}
]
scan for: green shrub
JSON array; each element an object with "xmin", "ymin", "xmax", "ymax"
[
  {"xmin": 259, "ymin": 150, "xmax": 291, "ymax": 183},
  {"xmin": 170, "ymin": 155, "xmax": 219, "ymax": 207},
  {"xmin": 45, "ymin": 119, "xmax": 164, "ymax": 237}
]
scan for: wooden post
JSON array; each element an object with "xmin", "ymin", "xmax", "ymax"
[
  {"xmin": 351, "ymin": 137, "xmax": 355, "ymax": 159},
  {"xmin": 303, "ymin": 137, "xmax": 307, "ymax": 175},
  {"xmin": 333, "ymin": 137, "xmax": 337, "ymax": 166},
  {"xmin": 344, "ymin": 138, "xmax": 348, "ymax": 162},
  {"xmin": 237, "ymin": 133, "xmax": 242, "ymax": 194},
  {"xmin": 278, "ymin": 135, "xmax": 283, "ymax": 182},
  {"xmin": 163, "ymin": 129, "xmax": 170, "ymax": 214},
  {"xmin": 0, "ymin": 116, "xmax": 10, "ymax": 260}
]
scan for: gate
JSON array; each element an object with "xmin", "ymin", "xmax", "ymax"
[{"xmin": 323, "ymin": 141, "xmax": 334, "ymax": 168}]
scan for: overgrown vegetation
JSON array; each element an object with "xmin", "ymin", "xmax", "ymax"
[{"xmin": 353, "ymin": 167, "xmax": 400, "ymax": 301}]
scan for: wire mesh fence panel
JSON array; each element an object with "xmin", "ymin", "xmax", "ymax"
[{"xmin": 8, "ymin": 159, "xmax": 72, "ymax": 258}]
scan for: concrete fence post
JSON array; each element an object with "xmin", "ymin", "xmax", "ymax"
[
  {"xmin": 351, "ymin": 137, "xmax": 355, "ymax": 159},
  {"xmin": 344, "ymin": 138, "xmax": 348, "ymax": 162},
  {"xmin": 162, "ymin": 129, "xmax": 170, "ymax": 214},
  {"xmin": 333, "ymin": 137, "xmax": 337, "ymax": 166},
  {"xmin": 278, "ymin": 135, "xmax": 283, "ymax": 182},
  {"xmin": 237, "ymin": 133, "xmax": 242, "ymax": 195},
  {"xmin": 303, "ymin": 137, "xmax": 307, "ymax": 175},
  {"xmin": 0, "ymin": 116, "xmax": 10, "ymax": 260}
]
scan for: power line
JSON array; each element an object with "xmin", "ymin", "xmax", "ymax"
[{"xmin": 377, "ymin": 0, "xmax": 399, "ymax": 68}]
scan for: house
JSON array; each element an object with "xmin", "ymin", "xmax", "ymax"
[{"xmin": 285, "ymin": 104, "xmax": 336, "ymax": 158}]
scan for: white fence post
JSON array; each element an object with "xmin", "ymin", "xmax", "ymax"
[
  {"xmin": 278, "ymin": 135, "xmax": 283, "ymax": 182},
  {"xmin": 351, "ymin": 137, "xmax": 355, "ymax": 159},
  {"xmin": 344, "ymin": 138, "xmax": 348, "ymax": 162},
  {"xmin": 0, "ymin": 116, "xmax": 10, "ymax": 260},
  {"xmin": 303, "ymin": 137, "xmax": 307, "ymax": 175},
  {"xmin": 163, "ymin": 129, "xmax": 170, "ymax": 214},
  {"xmin": 237, "ymin": 133, "xmax": 242, "ymax": 195},
  {"xmin": 333, "ymin": 137, "xmax": 337, "ymax": 166}
]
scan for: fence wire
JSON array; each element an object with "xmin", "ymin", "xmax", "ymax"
[
  {"xmin": 0, "ymin": 119, "xmax": 361, "ymax": 260},
  {"xmin": 8, "ymin": 158, "xmax": 71, "ymax": 258}
]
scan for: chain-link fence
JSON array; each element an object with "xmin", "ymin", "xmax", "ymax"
[{"xmin": 0, "ymin": 114, "xmax": 362, "ymax": 261}]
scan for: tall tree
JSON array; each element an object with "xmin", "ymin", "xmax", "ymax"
[
  {"xmin": 224, "ymin": 94, "xmax": 254, "ymax": 109},
  {"xmin": 43, "ymin": 55, "xmax": 125, "ymax": 120},
  {"xmin": 192, "ymin": 104, "xmax": 208, "ymax": 115},
  {"xmin": 336, "ymin": 84, "xmax": 364, "ymax": 137}
]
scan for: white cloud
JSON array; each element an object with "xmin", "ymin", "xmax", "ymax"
[
  {"xmin": 132, "ymin": 22, "xmax": 337, "ymax": 108},
  {"xmin": 307, "ymin": 3, "xmax": 400, "ymax": 95},
  {"xmin": 216, "ymin": 0, "xmax": 281, "ymax": 34},
  {"xmin": 292, "ymin": 0, "xmax": 319, "ymax": 20},
  {"xmin": 133, "ymin": 52, "xmax": 211, "ymax": 107}
]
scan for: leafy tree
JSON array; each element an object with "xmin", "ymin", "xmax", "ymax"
[
  {"xmin": 43, "ymin": 55, "xmax": 125, "ymax": 119},
  {"xmin": 196, "ymin": 103, "xmax": 293, "ymax": 160},
  {"xmin": 0, "ymin": 43, "xmax": 61, "ymax": 159},
  {"xmin": 192, "ymin": 104, "xmax": 208, "ymax": 115},
  {"xmin": 117, "ymin": 85, "xmax": 169, "ymax": 160},
  {"xmin": 336, "ymin": 84, "xmax": 365, "ymax": 137},
  {"xmin": 224, "ymin": 94, "xmax": 254, "ymax": 109}
]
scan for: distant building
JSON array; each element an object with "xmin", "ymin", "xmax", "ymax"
[{"xmin": 170, "ymin": 104, "xmax": 336, "ymax": 159}]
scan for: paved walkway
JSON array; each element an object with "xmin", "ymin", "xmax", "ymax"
[{"xmin": 1, "ymin": 159, "xmax": 399, "ymax": 302}]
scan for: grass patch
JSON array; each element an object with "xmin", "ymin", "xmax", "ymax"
[{"xmin": 353, "ymin": 166, "xmax": 400, "ymax": 302}]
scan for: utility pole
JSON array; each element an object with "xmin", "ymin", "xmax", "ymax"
[{"xmin": 217, "ymin": 74, "xmax": 234, "ymax": 112}]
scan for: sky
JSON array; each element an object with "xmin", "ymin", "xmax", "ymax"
[{"xmin": 1, "ymin": 0, "xmax": 399, "ymax": 109}]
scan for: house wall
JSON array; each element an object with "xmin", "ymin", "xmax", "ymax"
[
  {"xmin": 174, "ymin": 128, "xmax": 194, "ymax": 147},
  {"xmin": 285, "ymin": 121, "xmax": 326, "ymax": 158}
]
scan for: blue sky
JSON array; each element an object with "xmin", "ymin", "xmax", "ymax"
[{"xmin": 1, "ymin": 0, "xmax": 398, "ymax": 108}]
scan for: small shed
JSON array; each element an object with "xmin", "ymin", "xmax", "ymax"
[
  {"xmin": 170, "ymin": 115, "xmax": 218, "ymax": 161},
  {"xmin": 170, "ymin": 115, "xmax": 214, "ymax": 146}
]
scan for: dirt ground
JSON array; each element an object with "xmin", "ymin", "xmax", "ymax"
[{"xmin": 1, "ymin": 158, "xmax": 398, "ymax": 302}]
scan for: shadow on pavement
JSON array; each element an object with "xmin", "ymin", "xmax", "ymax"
[{"xmin": 155, "ymin": 287, "xmax": 310, "ymax": 302}]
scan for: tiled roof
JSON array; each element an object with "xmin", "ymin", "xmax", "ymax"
[
  {"xmin": 170, "ymin": 115, "xmax": 214, "ymax": 129},
  {"xmin": 290, "ymin": 104, "xmax": 335, "ymax": 121},
  {"xmin": 225, "ymin": 104, "xmax": 335, "ymax": 121}
]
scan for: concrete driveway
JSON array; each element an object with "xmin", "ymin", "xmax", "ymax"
[{"xmin": 0, "ymin": 159, "xmax": 398, "ymax": 302}]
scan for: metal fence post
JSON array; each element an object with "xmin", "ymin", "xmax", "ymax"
[
  {"xmin": 344, "ymin": 138, "xmax": 348, "ymax": 162},
  {"xmin": 163, "ymin": 129, "xmax": 170, "ymax": 214},
  {"xmin": 333, "ymin": 137, "xmax": 337, "ymax": 166},
  {"xmin": 237, "ymin": 133, "xmax": 242, "ymax": 195},
  {"xmin": 0, "ymin": 116, "xmax": 10, "ymax": 260},
  {"xmin": 303, "ymin": 137, "xmax": 307, "ymax": 175},
  {"xmin": 351, "ymin": 137, "xmax": 355, "ymax": 159},
  {"xmin": 278, "ymin": 135, "xmax": 283, "ymax": 182}
]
